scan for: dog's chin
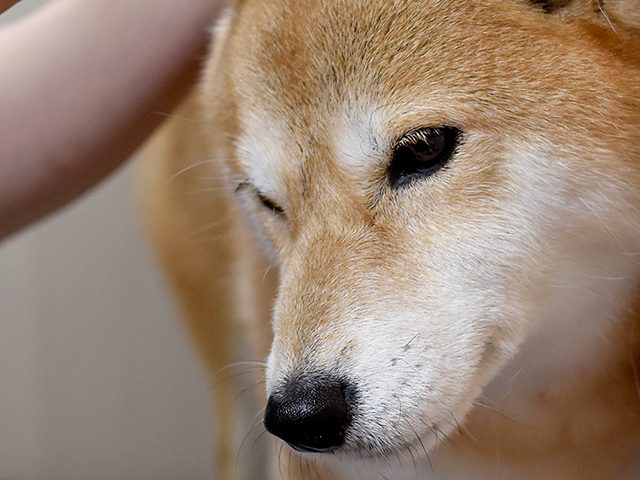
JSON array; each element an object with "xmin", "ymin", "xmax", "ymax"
[
  {"xmin": 308, "ymin": 407, "xmax": 464, "ymax": 461},
  {"xmin": 295, "ymin": 427, "xmax": 448, "ymax": 480},
  {"xmin": 344, "ymin": 432, "xmax": 440, "ymax": 460}
]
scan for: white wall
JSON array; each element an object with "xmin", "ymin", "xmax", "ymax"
[{"xmin": 0, "ymin": 2, "xmax": 215, "ymax": 478}]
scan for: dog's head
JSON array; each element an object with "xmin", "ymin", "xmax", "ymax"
[{"xmin": 201, "ymin": 0, "xmax": 640, "ymax": 461}]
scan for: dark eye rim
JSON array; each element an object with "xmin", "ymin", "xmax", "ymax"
[
  {"xmin": 388, "ymin": 126, "xmax": 462, "ymax": 189},
  {"xmin": 235, "ymin": 181, "xmax": 285, "ymax": 216},
  {"xmin": 256, "ymin": 191, "xmax": 285, "ymax": 215}
]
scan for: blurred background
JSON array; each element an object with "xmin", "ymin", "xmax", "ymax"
[{"xmin": 0, "ymin": 1, "xmax": 216, "ymax": 478}]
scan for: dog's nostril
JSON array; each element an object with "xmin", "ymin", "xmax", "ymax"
[{"xmin": 264, "ymin": 376, "xmax": 348, "ymax": 453}]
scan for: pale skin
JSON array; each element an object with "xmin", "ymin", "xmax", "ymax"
[{"xmin": 0, "ymin": 0, "xmax": 227, "ymax": 240}]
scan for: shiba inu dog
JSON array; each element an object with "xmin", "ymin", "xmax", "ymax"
[{"xmin": 139, "ymin": 0, "xmax": 640, "ymax": 478}]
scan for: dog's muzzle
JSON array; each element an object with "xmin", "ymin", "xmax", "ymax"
[{"xmin": 264, "ymin": 375, "xmax": 353, "ymax": 453}]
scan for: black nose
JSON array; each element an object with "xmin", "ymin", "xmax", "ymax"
[{"xmin": 264, "ymin": 376, "xmax": 349, "ymax": 452}]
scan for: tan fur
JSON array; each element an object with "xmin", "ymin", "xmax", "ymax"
[{"xmin": 140, "ymin": 0, "xmax": 640, "ymax": 478}]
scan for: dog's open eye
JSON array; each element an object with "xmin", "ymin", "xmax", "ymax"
[{"xmin": 388, "ymin": 127, "xmax": 461, "ymax": 188}]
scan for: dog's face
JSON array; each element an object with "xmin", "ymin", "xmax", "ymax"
[{"xmin": 202, "ymin": 0, "xmax": 640, "ymax": 461}]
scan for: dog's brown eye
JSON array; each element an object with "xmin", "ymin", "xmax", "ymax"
[{"xmin": 388, "ymin": 127, "xmax": 461, "ymax": 188}]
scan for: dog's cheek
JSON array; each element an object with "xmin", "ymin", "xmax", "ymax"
[
  {"xmin": 347, "ymin": 215, "xmax": 544, "ymax": 436},
  {"xmin": 337, "ymin": 307, "xmax": 489, "ymax": 450}
]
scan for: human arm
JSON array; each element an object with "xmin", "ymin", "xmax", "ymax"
[
  {"xmin": 0, "ymin": 0, "xmax": 227, "ymax": 239},
  {"xmin": 0, "ymin": 1, "xmax": 21, "ymax": 14}
]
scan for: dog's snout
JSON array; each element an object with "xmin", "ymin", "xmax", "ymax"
[{"xmin": 264, "ymin": 376, "xmax": 350, "ymax": 453}]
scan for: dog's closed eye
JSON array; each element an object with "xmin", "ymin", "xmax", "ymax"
[
  {"xmin": 235, "ymin": 181, "xmax": 285, "ymax": 216},
  {"xmin": 388, "ymin": 127, "xmax": 461, "ymax": 189},
  {"xmin": 256, "ymin": 191, "xmax": 285, "ymax": 215}
]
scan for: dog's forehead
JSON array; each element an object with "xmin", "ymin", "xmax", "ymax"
[
  {"xmin": 225, "ymin": 0, "xmax": 591, "ymax": 193},
  {"xmin": 229, "ymin": 0, "xmax": 543, "ymax": 110},
  {"xmin": 227, "ymin": 2, "xmax": 423, "ymax": 177}
]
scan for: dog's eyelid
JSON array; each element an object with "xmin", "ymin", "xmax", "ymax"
[
  {"xmin": 256, "ymin": 191, "xmax": 285, "ymax": 215},
  {"xmin": 235, "ymin": 181, "xmax": 286, "ymax": 216},
  {"xmin": 387, "ymin": 126, "xmax": 461, "ymax": 189}
]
